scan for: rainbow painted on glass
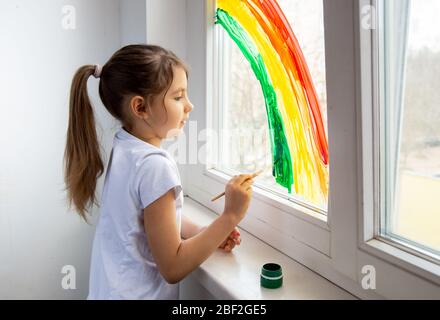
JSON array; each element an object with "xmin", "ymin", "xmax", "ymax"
[{"xmin": 216, "ymin": 0, "xmax": 329, "ymax": 207}]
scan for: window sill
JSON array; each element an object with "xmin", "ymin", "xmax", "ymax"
[
  {"xmin": 360, "ymin": 239, "xmax": 440, "ymax": 286},
  {"xmin": 182, "ymin": 197, "xmax": 356, "ymax": 300}
]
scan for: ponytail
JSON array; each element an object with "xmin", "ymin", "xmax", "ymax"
[{"xmin": 64, "ymin": 65, "xmax": 104, "ymax": 222}]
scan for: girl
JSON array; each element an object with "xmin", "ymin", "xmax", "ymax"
[{"xmin": 64, "ymin": 44, "xmax": 255, "ymax": 299}]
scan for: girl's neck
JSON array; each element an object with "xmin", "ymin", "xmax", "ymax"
[{"xmin": 123, "ymin": 126, "xmax": 162, "ymax": 148}]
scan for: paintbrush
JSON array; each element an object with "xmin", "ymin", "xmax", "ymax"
[{"xmin": 211, "ymin": 169, "xmax": 264, "ymax": 202}]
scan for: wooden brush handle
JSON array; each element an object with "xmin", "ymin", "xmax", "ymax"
[{"xmin": 210, "ymin": 170, "xmax": 263, "ymax": 202}]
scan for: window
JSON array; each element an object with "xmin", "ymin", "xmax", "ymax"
[
  {"xmin": 213, "ymin": 0, "xmax": 329, "ymax": 213},
  {"xmin": 377, "ymin": 0, "xmax": 440, "ymax": 261},
  {"xmin": 183, "ymin": 0, "xmax": 440, "ymax": 299}
]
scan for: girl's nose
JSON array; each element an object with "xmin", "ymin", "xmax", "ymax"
[{"xmin": 185, "ymin": 100, "xmax": 194, "ymax": 113}]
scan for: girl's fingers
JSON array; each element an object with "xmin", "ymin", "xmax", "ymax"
[
  {"xmin": 231, "ymin": 228, "xmax": 240, "ymax": 237},
  {"xmin": 225, "ymin": 239, "xmax": 236, "ymax": 251},
  {"xmin": 229, "ymin": 232, "xmax": 241, "ymax": 243},
  {"xmin": 220, "ymin": 238, "xmax": 234, "ymax": 250},
  {"xmin": 222, "ymin": 228, "xmax": 241, "ymax": 251},
  {"xmin": 220, "ymin": 238, "xmax": 229, "ymax": 248},
  {"xmin": 231, "ymin": 236, "xmax": 241, "ymax": 245}
]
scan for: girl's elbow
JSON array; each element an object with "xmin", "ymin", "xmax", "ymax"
[
  {"xmin": 166, "ymin": 277, "xmax": 180, "ymax": 285},
  {"xmin": 163, "ymin": 270, "xmax": 182, "ymax": 284},
  {"xmin": 159, "ymin": 263, "xmax": 183, "ymax": 284},
  {"xmin": 159, "ymin": 243, "xmax": 186, "ymax": 284}
]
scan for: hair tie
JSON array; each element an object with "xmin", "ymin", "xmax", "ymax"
[{"xmin": 93, "ymin": 64, "xmax": 102, "ymax": 78}]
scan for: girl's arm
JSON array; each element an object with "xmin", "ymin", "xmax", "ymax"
[
  {"xmin": 180, "ymin": 214, "xmax": 205, "ymax": 240},
  {"xmin": 143, "ymin": 175, "xmax": 252, "ymax": 284}
]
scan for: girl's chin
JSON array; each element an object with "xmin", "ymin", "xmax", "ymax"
[{"xmin": 164, "ymin": 126, "xmax": 184, "ymax": 139}]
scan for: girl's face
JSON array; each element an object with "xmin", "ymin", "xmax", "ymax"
[{"xmin": 147, "ymin": 66, "xmax": 193, "ymax": 139}]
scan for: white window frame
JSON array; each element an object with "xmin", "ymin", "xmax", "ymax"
[
  {"xmin": 183, "ymin": 0, "xmax": 440, "ymax": 299},
  {"xmin": 358, "ymin": 0, "xmax": 440, "ymax": 283}
]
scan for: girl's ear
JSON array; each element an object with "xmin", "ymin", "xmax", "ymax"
[{"xmin": 129, "ymin": 95, "xmax": 149, "ymax": 120}]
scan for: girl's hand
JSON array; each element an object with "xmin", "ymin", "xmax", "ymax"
[
  {"xmin": 219, "ymin": 227, "xmax": 241, "ymax": 252},
  {"xmin": 223, "ymin": 174, "xmax": 254, "ymax": 225},
  {"xmin": 198, "ymin": 226, "xmax": 242, "ymax": 252}
]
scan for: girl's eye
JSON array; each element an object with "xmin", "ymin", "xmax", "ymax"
[{"xmin": 174, "ymin": 97, "xmax": 183, "ymax": 101}]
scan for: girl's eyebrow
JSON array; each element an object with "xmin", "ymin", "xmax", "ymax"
[{"xmin": 171, "ymin": 88, "xmax": 186, "ymax": 94}]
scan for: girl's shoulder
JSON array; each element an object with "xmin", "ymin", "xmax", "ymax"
[{"xmin": 135, "ymin": 151, "xmax": 182, "ymax": 209}]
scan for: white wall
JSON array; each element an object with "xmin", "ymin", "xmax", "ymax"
[
  {"xmin": 0, "ymin": 0, "xmax": 124, "ymax": 299},
  {"xmin": 121, "ymin": 0, "xmax": 147, "ymax": 46},
  {"xmin": 146, "ymin": 0, "xmax": 187, "ymax": 60}
]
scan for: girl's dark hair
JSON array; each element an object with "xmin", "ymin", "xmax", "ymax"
[{"xmin": 64, "ymin": 44, "xmax": 188, "ymax": 221}]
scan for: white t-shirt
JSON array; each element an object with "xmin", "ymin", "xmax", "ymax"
[{"xmin": 87, "ymin": 127, "xmax": 183, "ymax": 300}]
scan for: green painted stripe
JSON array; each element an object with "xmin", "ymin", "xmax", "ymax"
[{"xmin": 216, "ymin": 8, "xmax": 293, "ymax": 192}]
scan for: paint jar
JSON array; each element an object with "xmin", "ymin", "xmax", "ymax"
[{"xmin": 260, "ymin": 263, "xmax": 283, "ymax": 289}]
